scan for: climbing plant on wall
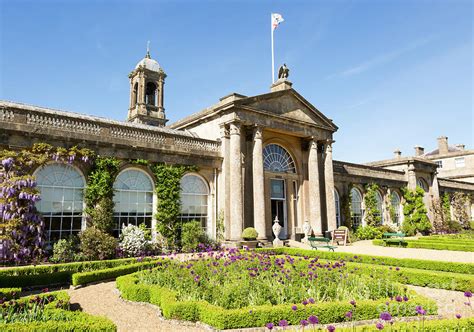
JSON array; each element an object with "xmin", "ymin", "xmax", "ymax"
[
  {"xmin": 364, "ymin": 183, "xmax": 381, "ymax": 227},
  {"xmin": 0, "ymin": 143, "xmax": 94, "ymax": 264},
  {"xmin": 151, "ymin": 163, "xmax": 198, "ymax": 250},
  {"xmin": 452, "ymin": 192, "xmax": 469, "ymax": 229},
  {"xmin": 401, "ymin": 187, "xmax": 431, "ymax": 236},
  {"xmin": 84, "ymin": 157, "xmax": 121, "ymax": 234},
  {"xmin": 341, "ymin": 185, "xmax": 352, "ymax": 229}
]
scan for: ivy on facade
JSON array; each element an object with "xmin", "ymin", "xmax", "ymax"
[
  {"xmin": 364, "ymin": 183, "xmax": 381, "ymax": 227},
  {"xmin": 452, "ymin": 192, "xmax": 470, "ymax": 229},
  {"xmin": 401, "ymin": 187, "xmax": 431, "ymax": 236},
  {"xmin": 340, "ymin": 187, "xmax": 352, "ymax": 229},
  {"xmin": 151, "ymin": 163, "xmax": 198, "ymax": 249}
]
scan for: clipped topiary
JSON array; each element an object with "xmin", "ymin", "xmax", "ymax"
[{"xmin": 241, "ymin": 227, "xmax": 258, "ymax": 241}]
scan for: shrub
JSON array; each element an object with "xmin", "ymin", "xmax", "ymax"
[
  {"xmin": 51, "ymin": 236, "xmax": 82, "ymax": 263},
  {"xmin": 119, "ymin": 224, "xmax": 147, "ymax": 257},
  {"xmin": 79, "ymin": 227, "xmax": 117, "ymax": 261},
  {"xmin": 88, "ymin": 197, "xmax": 115, "ymax": 234},
  {"xmin": 402, "ymin": 187, "xmax": 431, "ymax": 236},
  {"xmin": 354, "ymin": 226, "xmax": 383, "ymax": 240},
  {"xmin": 181, "ymin": 220, "xmax": 208, "ymax": 252},
  {"xmin": 241, "ymin": 227, "xmax": 258, "ymax": 240}
]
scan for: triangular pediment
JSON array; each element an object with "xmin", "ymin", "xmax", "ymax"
[{"xmin": 239, "ymin": 89, "xmax": 338, "ymax": 131}]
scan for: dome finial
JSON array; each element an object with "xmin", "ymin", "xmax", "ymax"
[{"xmin": 146, "ymin": 40, "xmax": 151, "ymax": 58}]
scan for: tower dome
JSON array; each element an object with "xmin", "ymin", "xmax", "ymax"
[{"xmin": 135, "ymin": 52, "xmax": 162, "ymax": 72}]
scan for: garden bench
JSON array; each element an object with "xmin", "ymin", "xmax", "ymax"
[
  {"xmin": 382, "ymin": 232, "xmax": 406, "ymax": 247},
  {"xmin": 308, "ymin": 236, "xmax": 337, "ymax": 252}
]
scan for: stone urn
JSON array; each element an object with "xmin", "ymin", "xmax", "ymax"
[
  {"xmin": 272, "ymin": 216, "xmax": 283, "ymax": 247},
  {"xmin": 302, "ymin": 221, "xmax": 312, "ymax": 244}
]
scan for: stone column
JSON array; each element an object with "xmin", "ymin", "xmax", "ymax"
[
  {"xmin": 431, "ymin": 172, "xmax": 440, "ymax": 199},
  {"xmin": 252, "ymin": 126, "xmax": 266, "ymax": 239},
  {"xmin": 324, "ymin": 140, "xmax": 337, "ymax": 231},
  {"xmin": 407, "ymin": 164, "xmax": 417, "ymax": 190},
  {"xmin": 308, "ymin": 138, "xmax": 322, "ymax": 235},
  {"xmin": 229, "ymin": 121, "xmax": 243, "ymax": 240},
  {"xmin": 157, "ymin": 77, "xmax": 165, "ymax": 117},
  {"xmin": 219, "ymin": 125, "xmax": 231, "ymax": 240}
]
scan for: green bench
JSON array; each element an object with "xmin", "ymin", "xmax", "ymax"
[
  {"xmin": 308, "ymin": 236, "xmax": 337, "ymax": 252},
  {"xmin": 382, "ymin": 232, "xmax": 406, "ymax": 247}
]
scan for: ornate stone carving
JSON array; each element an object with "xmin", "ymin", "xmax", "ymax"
[
  {"xmin": 272, "ymin": 217, "xmax": 283, "ymax": 247},
  {"xmin": 254, "ymin": 126, "xmax": 263, "ymax": 140},
  {"xmin": 229, "ymin": 122, "xmax": 241, "ymax": 136},
  {"xmin": 302, "ymin": 220, "xmax": 312, "ymax": 244}
]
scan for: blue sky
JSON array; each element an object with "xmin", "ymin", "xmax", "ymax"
[{"xmin": 1, "ymin": 0, "xmax": 472, "ymax": 163}]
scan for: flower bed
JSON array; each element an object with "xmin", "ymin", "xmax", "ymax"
[
  {"xmin": 117, "ymin": 250, "xmax": 436, "ymax": 329},
  {"xmin": 0, "ymin": 290, "xmax": 116, "ymax": 331}
]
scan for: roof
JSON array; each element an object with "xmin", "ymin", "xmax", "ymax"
[
  {"xmin": 424, "ymin": 145, "xmax": 464, "ymax": 156},
  {"xmin": 135, "ymin": 52, "xmax": 162, "ymax": 72}
]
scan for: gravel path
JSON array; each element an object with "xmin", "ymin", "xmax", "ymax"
[
  {"xmin": 68, "ymin": 281, "xmax": 209, "ymax": 332},
  {"xmin": 296, "ymin": 240, "xmax": 474, "ymax": 263},
  {"xmin": 408, "ymin": 285, "xmax": 473, "ymax": 319}
]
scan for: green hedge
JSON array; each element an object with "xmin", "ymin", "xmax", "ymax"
[
  {"xmin": 0, "ymin": 309, "xmax": 116, "ymax": 331},
  {"xmin": 337, "ymin": 318, "xmax": 474, "ymax": 331},
  {"xmin": 0, "ymin": 257, "xmax": 157, "ymax": 287},
  {"xmin": 373, "ymin": 239, "xmax": 474, "ymax": 252},
  {"xmin": 116, "ymin": 273, "xmax": 436, "ymax": 330},
  {"xmin": 0, "ymin": 288, "xmax": 21, "ymax": 300},
  {"xmin": 255, "ymin": 247, "xmax": 474, "ymax": 274},
  {"xmin": 72, "ymin": 260, "xmax": 159, "ymax": 286}
]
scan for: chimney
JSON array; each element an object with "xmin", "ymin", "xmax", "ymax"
[
  {"xmin": 414, "ymin": 146, "xmax": 425, "ymax": 157},
  {"xmin": 437, "ymin": 136, "xmax": 449, "ymax": 154},
  {"xmin": 394, "ymin": 149, "xmax": 402, "ymax": 159},
  {"xmin": 456, "ymin": 144, "xmax": 465, "ymax": 151}
]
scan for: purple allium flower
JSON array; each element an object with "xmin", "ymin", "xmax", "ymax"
[
  {"xmin": 395, "ymin": 295, "xmax": 403, "ymax": 302},
  {"xmin": 249, "ymin": 310, "xmax": 253, "ymax": 314},
  {"xmin": 327, "ymin": 325, "xmax": 336, "ymax": 332},
  {"xmin": 308, "ymin": 297, "xmax": 315, "ymax": 304},
  {"xmin": 302, "ymin": 299, "xmax": 308, "ymax": 306},
  {"xmin": 279, "ymin": 320, "xmax": 288, "ymax": 327},
  {"xmin": 265, "ymin": 322, "xmax": 274, "ymax": 330},
  {"xmin": 300, "ymin": 320, "xmax": 309, "ymax": 327},
  {"xmin": 395, "ymin": 267, "xmax": 400, "ymax": 271},
  {"xmin": 379, "ymin": 312, "xmax": 392, "ymax": 321},
  {"xmin": 403, "ymin": 296, "xmax": 409, "ymax": 302},
  {"xmin": 464, "ymin": 291, "xmax": 472, "ymax": 298},
  {"xmin": 308, "ymin": 315, "xmax": 319, "ymax": 325},
  {"xmin": 376, "ymin": 322, "xmax": 384, "ymax": 330},
  {"xmin": 456, "ymin": 313, "xmax": 461, "ymax": 319},
  {"xmin": 291, "ymin": 305, "xmax": 297, "ymax": 311},
  {"xmin": 350, "ymin": 299, "xmax": 356, "ymax": 307},
  {"xmin": 345, "ymin": 310, "xmax": 353, "ymax": 319},
  {"xmin": 415, "ymin": 306, "xmax": 426, "ymax": 315}
]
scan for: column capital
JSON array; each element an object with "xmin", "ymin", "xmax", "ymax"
[
  {"xmin": 253, "ymin": 125, "xmax": 263, "ymax": 140},
  {"xmin": 219, "ymin": 124, "xmax": 229, "ymax": 138},
  {"xmin": 324, "ymin": 140, "xmax": 335, "ymax": 153},
  {"xmin": 229, "ymin": 121, "xmax": 241, "ymax": 135}
]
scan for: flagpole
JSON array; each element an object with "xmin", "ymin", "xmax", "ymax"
[{"xmin": 271, "ymin": 14, "xmax": 275, "ymax": 84}]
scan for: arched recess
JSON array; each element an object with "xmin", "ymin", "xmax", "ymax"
[
  {"xmin": 417, "ymin": 178, "xmax": 429, "ymax": 192},
  {"xmin": 179, "ymin": 173, "xmax": 210, "ymax": 232},
  {"xmin": 375, "ymin": 190, "xmax": 384, "ymax": 224},
  {"xmin": 113, "ymin": 168, "xmax": 154, "ymax": 237},
  {"xmin": 34, "ymin": 163, "xmax": 86, "ymax": 242},
  {"xmin": 350, "ymin": 187, "xmax": 363, "ymax": 228},
  {"xmin": 145, "ymin": 82, "xmax": 157, "ymax": 106},
  {"xmin": 334, "ymin": 189, "xmax": 341, "ymax": 228},
  {"xmin": 390, "ymin": 191, "xmax": 401, "ymax": 226}
]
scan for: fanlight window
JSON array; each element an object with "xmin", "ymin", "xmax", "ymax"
[
  {"xmin": 350, "ymin": 188, "xmax": 363, "ymax": 228},
  {"xmin": 113, "ymin": 169, "xmax": 153, "ymax": 237},
  {"xmin": 180, "ymin": 174, "xmax": 209, "ymax": 231},
  {"xmin": 263, "ymin": 144, "xmax": 296, "ymax": 173},
  {"xmin": 375, "ymin": 191, "xmax": 384, "ymax": 224},
  {"xmin": 391, "ymin": 192, "xmax": 401, "ymax": 226},
  {"xmin": 35, "ymin": 164, "xmax": 85, "ymax": 242}
]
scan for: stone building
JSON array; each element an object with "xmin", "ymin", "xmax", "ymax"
[{"xmin": 1, "ymin": 51, "xmax": 473, "ymax": 243}]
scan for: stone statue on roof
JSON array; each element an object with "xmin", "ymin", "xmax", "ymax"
[{"xmin": 278, "ymin": 63, "xmax": 289, "ymax": 80}]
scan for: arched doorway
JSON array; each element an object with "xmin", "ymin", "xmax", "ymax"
[{"xmin": 263, "ymin": 143, "xmax": 297, "ymax": 239}]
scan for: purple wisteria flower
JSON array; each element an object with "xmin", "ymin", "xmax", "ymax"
[
  {"xmin": 265, "ymin": 322, "xmax": 274, "ymax": 330},
  {"xmin": 2, "ymin": 157, "xmax": 13, "ymax": 169},
  {"xmin": 376, "ymin": 322, "xmax": 384, "ymax": 330},
  {"xmin": 379, "ymin": 312, "xmax": 392, "ymax": 321},
  {"xmin": 308, "ymin": 315, "xmax": 319, "ymax": 325}
]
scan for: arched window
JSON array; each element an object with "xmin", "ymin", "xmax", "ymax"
[
  {"xmin": 263, "ymin": 144, "xmax": 296, "ymax": 173},
  {"xmin": 113, "ymin": 169, "xmax": 153, "ymax": 237},
  {"xmin": 35, "ymin": 164, "xmax": 85, "ymax": 242},
  {"xmin": 145, "ymin": 82, "xmax": 157, "ymax": 106},
  {"xmin": 417, "ymin": 178, "xmax": 428, "ymax": 192},
  {"xmin": 132, "ymin": 83, "xmax": 138, "ymax": 107},
  {"xmin": 375, "ymin": 191, "xmax": 384, "ymax": 224},
  {"xmin": 334, "ymin": 189, "xmax": 341, "ymax": 228},
  {"xmin": 350, "ymin": 188, "xmax": 363, "ymax": 228},
  {"xmin": 180, "ymin": 174, "xmax": 209, "ymax": 231},
  {"xmin": 391, "ymin": 192, "xmax": 401, "ymax": 226}
]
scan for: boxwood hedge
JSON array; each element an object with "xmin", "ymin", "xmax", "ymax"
[
  {"xmin": 0, "ymin": 257, "xmax": 157, "ymax": 287},
  {"xmin": 256, "ymin": 247, "xmax": 474, "ymax": 274},
  {"xmin": 116, "ymin": 273, "xmax": 437, "ymax": 330}
]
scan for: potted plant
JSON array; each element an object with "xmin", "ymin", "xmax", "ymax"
[{"xmin": 241, "ymin": 227, "xmax": 259, "ymax": 248}]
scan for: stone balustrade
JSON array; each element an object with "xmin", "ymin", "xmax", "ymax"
[{"xmin": 0, "ymin": 101, "xmax": 221, "ymax": 156}]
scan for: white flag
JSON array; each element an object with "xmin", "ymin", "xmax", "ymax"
[{"xmin": 271, "ymin": 13, "xmax": 284, "ymax": 31}]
